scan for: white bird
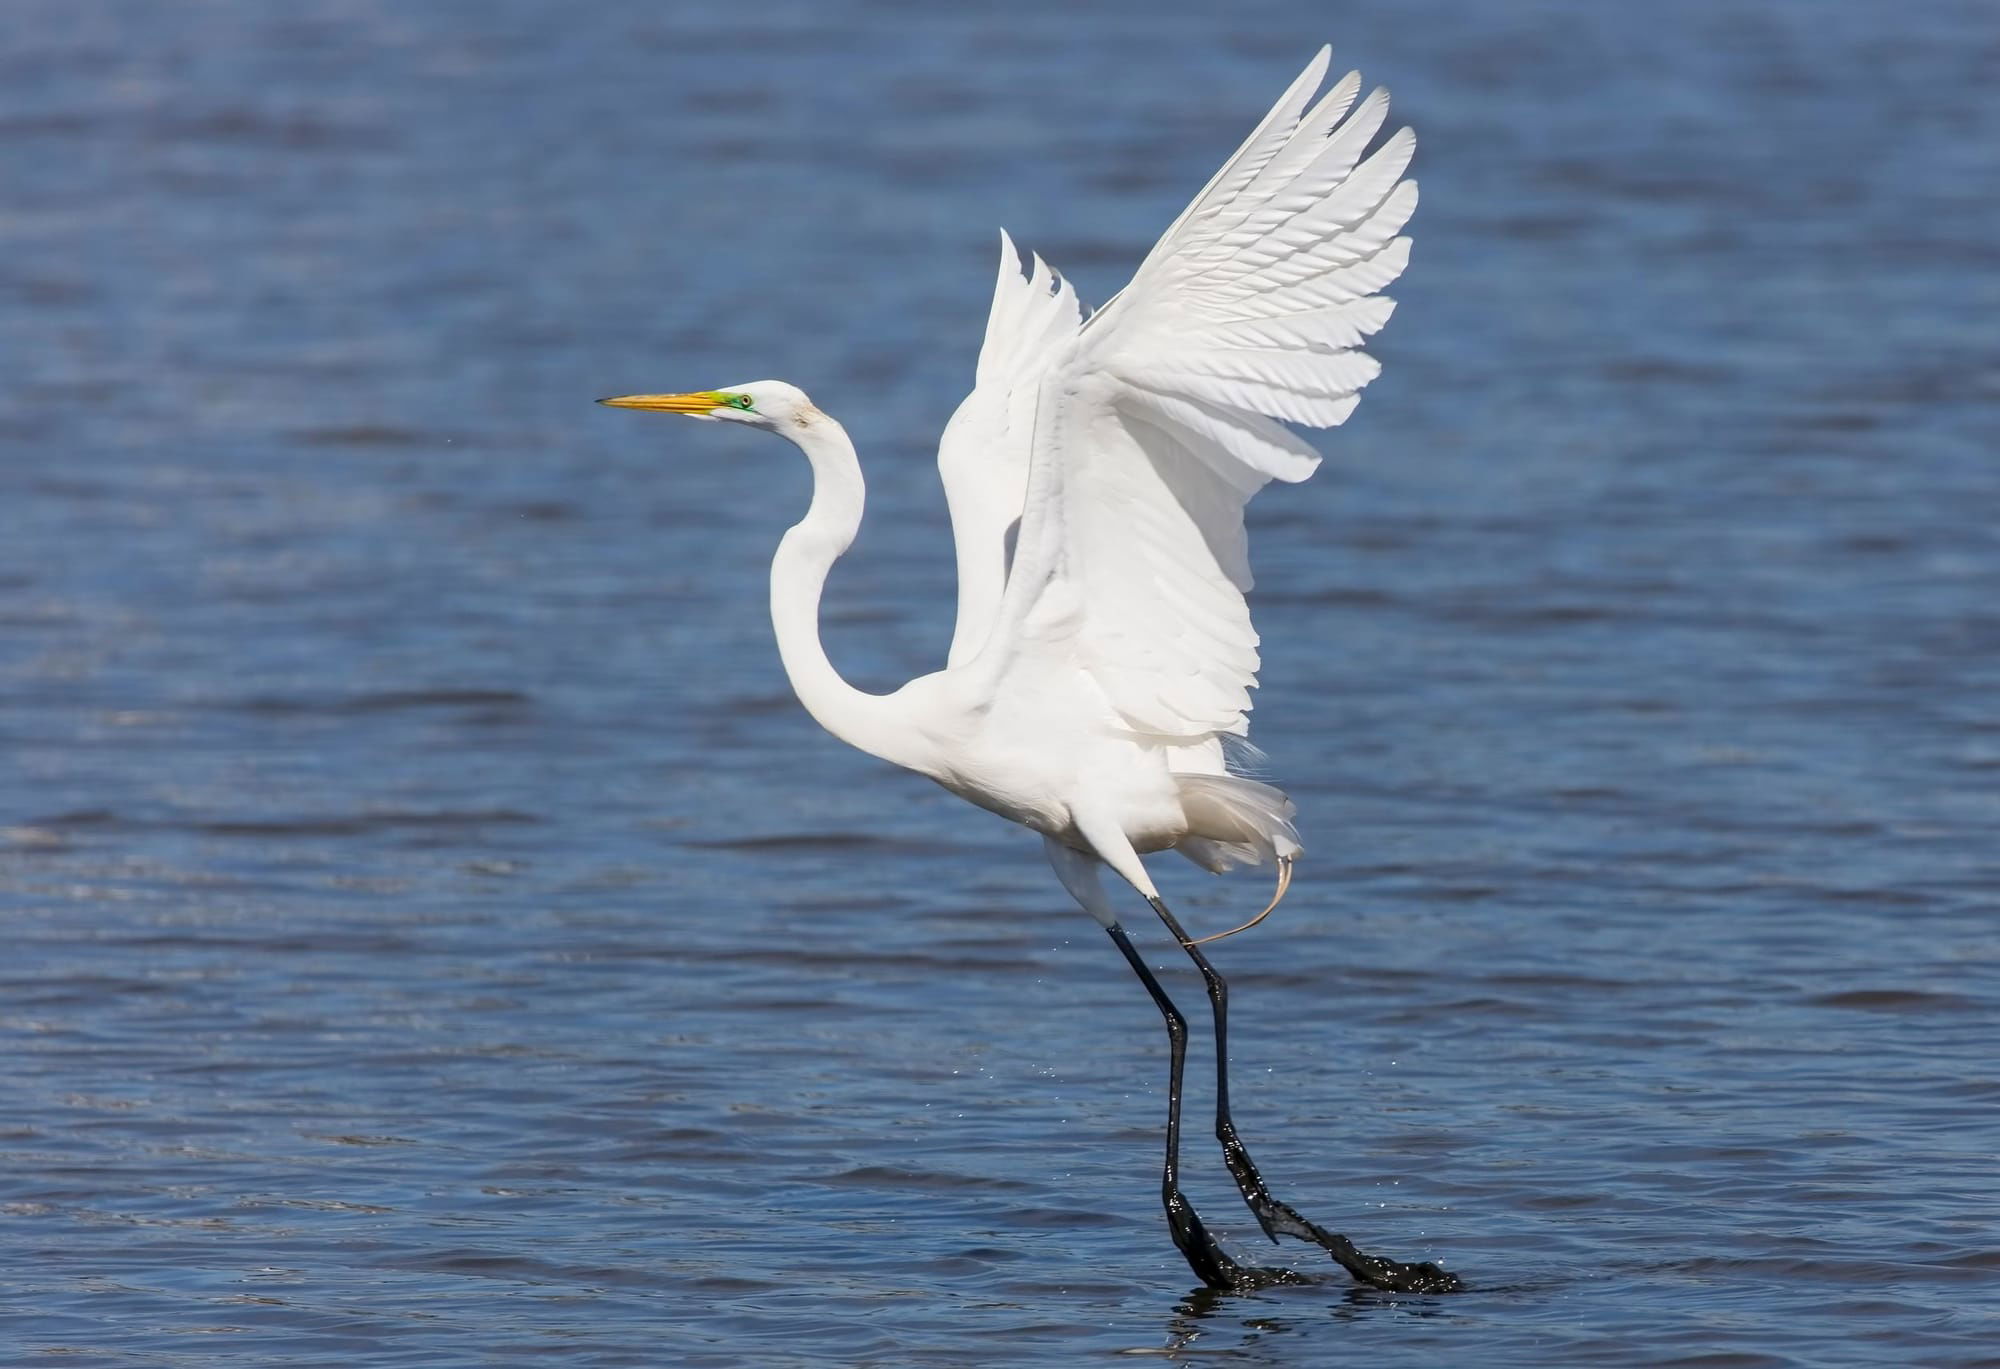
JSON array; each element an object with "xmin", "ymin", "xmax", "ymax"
[{"xmin": 602, "ymin": 48, "xmax": 1457, "ymax": 1293}]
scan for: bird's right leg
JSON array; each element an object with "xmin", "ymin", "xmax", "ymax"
[
  {"xmin": 1044, "ymin": 836, "xmax": 1277, "ymax": 1291},
  {"xmin": 1056, "ymin": 824, "xmax": 1459, "ymax": 1295}
]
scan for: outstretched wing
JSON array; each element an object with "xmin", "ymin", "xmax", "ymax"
[
  {"xmin": 936, "ymin": 234, "xmax": 1080, "ymax": 667},
  {"xmin": 967, "ymin": 48, "xmax": 1416, "ymax": 739}
]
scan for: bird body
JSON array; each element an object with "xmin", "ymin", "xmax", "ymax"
[
  {"xmin": 732, "ymin": 384, "xmax": 1302, "ymax": 903},
  {"xmin": 602, "ymin": 48, "xmax": 1460, "ymax": 1293}
]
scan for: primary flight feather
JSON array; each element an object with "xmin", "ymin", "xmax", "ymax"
[{"xmin": 600, "ymin": 46, "xmax": 1458, "ymax": 1294}]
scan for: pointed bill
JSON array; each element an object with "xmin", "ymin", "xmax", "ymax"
[{"xmin": 597, "ymin": 392, "xmax": 728, "ymax": 413}]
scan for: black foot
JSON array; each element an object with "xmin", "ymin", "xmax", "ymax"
[
  {"xmin": 1165, "ymin": 1188, "xmax": 1246, "ymax": 1290},
  {"xmin": 1172, "ymin": 1189, "xmax": 1456, "ymax": 1293},
  {"xmin": 1343, "ymin": 1249, "xmax": 1464, "ymax": 1294},
  {"xmin": 1289, "ymin": 1205, "xmax": 1463, "ymax": 1293},
  {"xmin": 1257, "ymin": 1191, "xmax": 1463, "ymax": 1292},
  {"xmin": 1213, "ymin": 1246, "xmax": 1457, "ymax": 1295}
]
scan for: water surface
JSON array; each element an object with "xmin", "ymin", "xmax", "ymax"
[{"xmin": 3, "ymin": 1, "xmax": 1997, "ymax": 1364}]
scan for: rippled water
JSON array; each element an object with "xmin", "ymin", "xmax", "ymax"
[{"xmin": 4, "ymin": 1, "xmax": 1997, "ymax": 1364}]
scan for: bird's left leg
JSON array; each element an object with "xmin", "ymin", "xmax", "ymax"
[{"xmin": 1146, "ymin": 894, "xmax": 1463, "ymax": 1293}]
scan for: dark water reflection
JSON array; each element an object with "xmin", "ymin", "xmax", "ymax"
[{"xmin": 4, "ymin": 0, "xmax": 1997, "ymax": 1364}]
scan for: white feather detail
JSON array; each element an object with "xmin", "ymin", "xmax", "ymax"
[
  {"xmin": 949, "ymin": 48, "xmax": 1415, "ymax": 742},
  {"xmin": 1175, "ymin": 774, "xmax": 1303, "ymax": 871}
]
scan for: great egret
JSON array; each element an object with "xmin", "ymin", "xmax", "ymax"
[{"xmin": 601, "ymin": 48, "xmax": 1457, "ymax": 1294}]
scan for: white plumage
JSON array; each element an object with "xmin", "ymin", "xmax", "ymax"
[
  {"xmin": 601, "ymin": 48, "xmax": 1457, "ymax": 1294},
  {"xmin": 946, "ymin": 51, "xmax": 1411, "ymax": 757},
  {"xmin": 606, "ymin": 44, "xmax": 1414, "ymax": 914}
]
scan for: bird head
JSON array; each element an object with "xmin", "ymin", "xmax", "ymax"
[{"xmin": 596, "ymin": 379, "xmax": 815, "ymax": 431}]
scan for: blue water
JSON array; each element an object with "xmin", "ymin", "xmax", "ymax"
[{"xmin": 4, "ymin": 1, "xmax": 1997, "ymax": 1364}]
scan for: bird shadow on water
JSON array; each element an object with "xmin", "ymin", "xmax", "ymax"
[
  {"xmin": 1145, "ymin": 1260, "xmax": 1597, "ymax": 1358},
  {"xmin": 1148, "ymin": 1278, "xmax": 1463, "ymax": 1358}
]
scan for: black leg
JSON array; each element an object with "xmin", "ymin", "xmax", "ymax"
[
  {"xmin": 1103, "ymin": 923, "xmax": 1293, "ymax": 1291},
  {"xmin": 1146, "ymin": 895, "xmax": 1464, "ymax": 1294}
]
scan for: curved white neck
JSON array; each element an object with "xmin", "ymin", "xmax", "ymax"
[{"xmin": 768, "ymin": 411, "xmax": 929, "ymax": 774}]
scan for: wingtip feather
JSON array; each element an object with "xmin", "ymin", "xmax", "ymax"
[{"xmin": 1298, "ymin": 45, "xmax": 1334, "ymax": 91}]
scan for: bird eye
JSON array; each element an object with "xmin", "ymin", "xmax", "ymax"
[{"xmin": 731, "ymin": 395, "xmax": 754, "ymax": 409}]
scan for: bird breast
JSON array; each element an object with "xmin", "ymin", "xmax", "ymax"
[{"xmin": 912, "ymin": 672, "xmax": 1190, "ymax": 854}]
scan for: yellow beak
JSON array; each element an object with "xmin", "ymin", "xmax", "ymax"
[{"xmin": 596, "ymin": 391, "xmax": 725, "ymax": 414}]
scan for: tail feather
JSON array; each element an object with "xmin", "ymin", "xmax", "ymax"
[
  {"xmin": 1178, "ymin": 835, "xmax": 1265, "ymax": 873},
  {"xmin": 1173, "ymin": 773, "xmax": 1302, "ymax": 943},
  {"xmin": 1174, "ymin": 773, "xmax": 1302, "ymax": 871}
]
